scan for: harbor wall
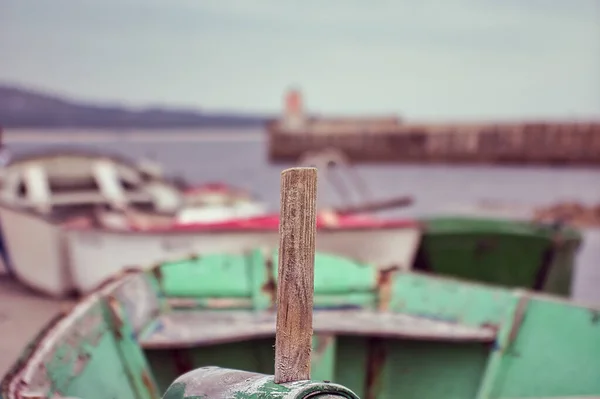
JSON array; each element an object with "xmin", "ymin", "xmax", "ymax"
[{"xmin": 268, "ymin": 122, "xmax": 600, "ymax": 166}]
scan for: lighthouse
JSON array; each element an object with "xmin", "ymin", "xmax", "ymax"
[{"xmin": 280, "ymin": 88, "xmax": 306, "ymax": 132}]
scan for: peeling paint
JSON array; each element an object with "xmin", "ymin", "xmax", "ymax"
[
  {"xmin": 376, "ymin": 265, "xmax": 400, "ymax": 311},
  {"xmin": 205, "ymin": 298, "xmax": 253, "ymax": 309},
  {"xmin": 186, "ymin": 253, "xmax": 200, "ymax": 262},
  {"xmin": 150, "ymin": 265, "xmax": 163, "ymax": 288},
  {"xmin": 313, "ymin": 335, "xmax": 334, "ymax": 363},
  {"xmin": 111, "ymin": 274, "xmax": 161, "ymax": 335},
  {"xmin": 262, "ymin": 256, "xmax": 277, "ymax": 307},
  {"xmin": 162, "ymin": 366, "xmax": 359, "ymax": 399},
  {"xmin": 506, "ymin": 294, "xmax": 529, "ymax": 349},
  {"xmin": 166, "ymin": 298, "xmax": 198, "ymax": 309},
  {"xmin": 107, "ymin": 296, "xmax": 124, "ymax": 336},
  {"xmin": 167, "ymin": 297, "xmax": 252, "ymax": 310},
  {"xmin": 141, "ymin": 370, "xmax": 159, "ymax": 399},
  {"xmin": 15, "ymin": 302, "xmax": 108, "ymax": 396},
  {"xmin": 364, "ymin": 338, "xmax": 386, "ymax": 399}
]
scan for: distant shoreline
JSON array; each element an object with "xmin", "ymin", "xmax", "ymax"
[{"xmin": 3, "ymin": 130, "xmax": 264, "ymax": 143}]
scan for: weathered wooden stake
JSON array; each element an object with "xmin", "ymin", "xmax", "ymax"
[{"xmin": 274, "ymin": 167, "xmax": 318, "ymax": 384}]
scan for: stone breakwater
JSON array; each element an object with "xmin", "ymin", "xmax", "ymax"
[{"xmin": 268, "ymin": 120, "xmax": 600, "ymax": 166}]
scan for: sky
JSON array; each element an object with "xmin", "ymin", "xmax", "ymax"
[{"xmin": 1, "ymin": 0, "xmax": 599, "ymax": 120}]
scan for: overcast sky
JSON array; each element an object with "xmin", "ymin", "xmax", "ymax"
[{"xmin": 1, "ymin": 0, "xmax": 599, "ymax": 120}]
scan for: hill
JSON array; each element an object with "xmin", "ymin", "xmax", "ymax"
[{"xmin": 0, "ymin": 85, "xmax": 270, "ymax": 129}]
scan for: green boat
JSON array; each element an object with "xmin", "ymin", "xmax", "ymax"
[
  {"xmin": 2, "ymin": 167, "xmax": 595, "ymax": 399},
  {"xmin": 415, "ymin": 216, "xmax": 582, "ymax": 296},
  {"xmin": 2, "ymin": 248, "xmax": 599, "ymax": 398}
]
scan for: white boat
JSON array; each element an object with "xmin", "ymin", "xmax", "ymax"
[
  {"xmin": 0, "ymin": 205, "xmax": 421, "ymax": 297},
  {"xmin": 0, "ymin": 148, "xmax": 421, "ymax": 298}
]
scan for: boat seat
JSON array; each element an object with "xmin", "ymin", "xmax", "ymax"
[
  {"xmin": 23, "ymin": 163, "xmax": 51, "ymax": 213},
  {"xmin": 93, "ymin": 159, "xmax": 128, "ymax": 209},
  {"xmin": 139, "ymin": 309, "xmax": 497, "ymax": 349}
]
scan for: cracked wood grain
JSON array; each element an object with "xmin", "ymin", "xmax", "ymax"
[{"xmin": 274, "ymin": 167, "xmax": 318, "ymax": 384}]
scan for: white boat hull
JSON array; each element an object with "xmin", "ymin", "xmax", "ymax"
[
  {"xmin": 0, "ymin": 205, "xmax": 422, "ymax": 297},
  {"xmin": 0, "ymin": 206, "xmax": 72, "ymax": 296}
]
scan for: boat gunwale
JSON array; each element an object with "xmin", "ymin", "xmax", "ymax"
[
  {"xmin": 0, "ymin": 270, "xmax": 138, "ymax": 398},
  {"xmin": 5, "ymin": 147, "xmax": 153, "ymax": 172},
  {"xmin": 406, "ymin": 269, "xmax": 598, "ymax": 309},
  {"xmin": 422, "ymin": 216, "xmax": 582, "ymax": 241}
]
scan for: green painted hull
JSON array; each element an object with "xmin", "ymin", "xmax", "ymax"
[
  {"xmin": 415, "ymin": 216, "xmax": 582, "ymax": 296},
  {"xmin": 3, "ymin": 249, "xmax": 599, "ymax": 399}
]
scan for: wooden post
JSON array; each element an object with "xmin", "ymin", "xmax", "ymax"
[{"xmin": 274, "ymin": 167, "xmax": 318, "ymax": 384}]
